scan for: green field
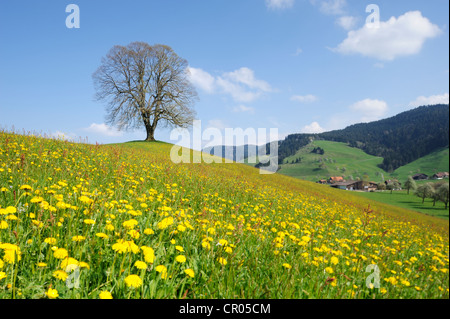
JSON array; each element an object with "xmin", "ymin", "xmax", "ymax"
[
  {"xmin": 353, "ymin": 190, "xmax": 449, "ymax": 220},
  {"xmin": 277, "ymin": 141, "xmax": 449, "ymax": 185},
  {"xmin": 278, "ymin": 140, "xmax": 386, "ymax": 183},
  {"xmin": 391, "ymin": 148, "xmax": 449, "ymax": 182}
]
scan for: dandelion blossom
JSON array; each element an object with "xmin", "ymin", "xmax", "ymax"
[
  {"xmin": 124, "ymin": 274, "xmax": 143, "ymax": 289},
  {"xmin": 53, "ymin": 270, "xmax": 69, "ymax": 281},
  {"xmin": 53, "ymin": 248, "xmax": 68, "ymax": 259},
  {"xmin": 218, "ymin": 257, "xmax": 227, "ymax": 266},
  {"xmin": 184, "ymin": 269, "xmax": 195, "ymax": 278},
  {"xmin": 46, "ymin": 288, "xmax": 59, "ymax": 299},
  {"xmin": 283, "ymin": 263, "xmax": 292, "ymax": 269},
  {"xmin": 134, "ymin": 260, "xmax": 147, "ymax": 270},
  {"xmin": 175, "ymin": 255, "xmax": 186, "ymax": 263},
  {"xmin": 99, "ymin": 291, "xmax": 113, "ymax": 299}
]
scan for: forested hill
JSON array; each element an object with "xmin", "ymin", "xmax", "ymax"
[{"xmin": 278, "ymin": 104, "xmax": 449, "ymax": 172}]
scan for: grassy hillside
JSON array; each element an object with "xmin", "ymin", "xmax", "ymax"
[
  {"xmin": 391, "ymin": 148, "xmax": 449, "ymax": 182},
  {"xmin": 278, "ymin": 140, "xmax": 386, "ymax": 183},
  {"xmin": 0, "ymin": 131, "xmax": 448, "ymax": 299},
  {"xmin": 354, "ymin": 190, "xmax": 449, "ymax": 220}
]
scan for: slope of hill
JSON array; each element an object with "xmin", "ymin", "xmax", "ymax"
[
  {"xmin": 277, "ymin": 140, "xmax": 386, "ymax": 182},
  {"xmin": 0, "ymin": 131, "xmax": 448, "ymax": 299},
  {"xmin": 279, "ymin": 104, "xmax": 449, "ymax": 172},
  {"xmin": 390, "ymin": 147, "xmax": 449, "ymax": 182}
]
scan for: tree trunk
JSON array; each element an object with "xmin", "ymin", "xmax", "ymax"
[{"xmin": 145, "ymin": 124, "xmax": 155, "ymax": 142}]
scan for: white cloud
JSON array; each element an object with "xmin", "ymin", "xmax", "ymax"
[
  {"xmin": 188, "ymin": 67, "xmax": 272, "ymax": 103},
  {"xmin": 336, "ymin": 16, "xmax": 357, "ymax": 30},
  {"xmin": 188, "ymin": 67, "xmax": 215, "ymax": 93},
  {"xmin": 266, "ymin": 0, "xmax": 295, "ymax": 10},
  {"xmin": 293, "ymin": 48, "xmax": 303, "ymax": 56},
  {"xmin": 83, "ymin": 123, "xmax": 123, "ymax": 137},
  {"xmin": 349, "ymin": 99, "xmax": 388, "ymax": 122},
  {"xmin": 301, "ymin": 121, "xmax": 326, "ymax": 134},
  {"xmin": 409, "ymin": 93, "xmax": 449, "ymax": 108},
  {"xmin": 291, "ymin": 94, "xmax": 318, "ymax": 103},
  {"xmin": 232, "ymin": 105, "xmax": 255, "ymax": 113},
  {"xmin": 310, "ymin": 0, "xmax": 347, "ymax": 15},
  {"xmin": 334, "ymin": 11, "xmax": 441, "ymax": 61}
]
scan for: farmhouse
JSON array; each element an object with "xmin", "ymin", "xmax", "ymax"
[
  {"xmin": 328, "ymin": 176, "xmax": 344, "ymax": 184},
  {"xmin": 330, "ymin": 180, "xmax": 363, "ymax": 191},
  {"xmin": 432, "ymin": 172, "xmax": 449, "ymax": 179},
  {"xmin": 412, "ymin": 173, "xmax": 428, "ymax": 181}
]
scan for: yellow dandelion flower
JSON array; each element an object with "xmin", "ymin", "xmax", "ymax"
[
  {"xmin": 283, "ymin": 263, "xmax": 292, "ymax": 269},
  {"xmin": 45, "ymin": 288, "xmax": 59, "ymax": 299},
  {"xmin": 96, "ymin": 233, "xmax": 109, "ymax": 239},
  {"xmin": 144, "ymin": 228, "xmax": 154, "ymax": 235},
  {"xmin": 330, "ymin": 256, "xmax": 339, "ymax": 265},
  {"xmin": 184, "ymin": 269, "xmax": 195, "ymax": 278},
  {"xmin": 155, "ymin": 265, "xmax": 168, "ymax": 279},
  {"xmin": 37, "ymin": 262, "xmax": 47, "ymax": 267},
  {"xmin": 0, "ymin": 221, "xmax": 8, "ymax": 229},
  {"xmin": 157, "ymin": 217, "xmax": 174, "ymax": 230},
  {"xmin": 72, "ymin": 235, "xmax": 86, "ymax": 242},
  {"xmin": 53, "ymin": 248, "xmax": 69, "ymax": 259},
  {"xmin": 0, "ymin": 272, "xmax": 6, "ymax": 280},
  {"xmin": 134, "ymin": 261, "xmax": 147, "ymax": 270},
  {"xmin": 218, "ymin": 257, "xmax": 227, "ymax": 266},
  {"xmin": 53, "ymin": 270, "xmax": 69, "ymax": 281},
  {"xmin": 141, "ymin": 246, "xmax": 155, "ymax": 264},
  {"xmin": 99, "ymin": 291, "xmax": 113, "ymax": 299},
  {"xmin": 325, "ymin": 267, "xmax": 334, "ymax": 274},
  {"xmin": 44, "ymin": 237, "xmax": 57, "ymax": 245},
  {"xmin": 175, "ymin": 255, "xmax": 186, "ymax": 263},
  {"xmin": 124, "ymin": 274, "xmax": 142, "ymax": 289},
  {"xmin": 175, "ymin": 246, "xmax": 184, "ymax": 252}
]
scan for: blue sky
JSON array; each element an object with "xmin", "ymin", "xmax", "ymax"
[{"xmin": 0, "ymin": 0, "xmax": 448, "ymax": 148}]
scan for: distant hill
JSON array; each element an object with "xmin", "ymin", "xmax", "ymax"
[{"xmin": 279, "ymin": 104, "xmax": 449, "ymax": 172}]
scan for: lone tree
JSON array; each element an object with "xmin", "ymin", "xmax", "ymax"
[
  {"xmin": 93, "ymin": 42, "xmax": 197, "ymax": 141},
  {"xmin": 415, "ymin": 183, "xmax": 433, "ymax": 204},
  {"xmin": 437, "ymin": 183, "xmax": 449, "ymax": 209},
  {"xmin": 404, "ymin": 176, "xmax": 417, "ymax": 195}
]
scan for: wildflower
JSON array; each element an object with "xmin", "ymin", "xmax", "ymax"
[
  {"xmin": 53, "ymin": 270, "xmax": 69, "ymax": 281},
  {"xmin": 184, "ymin": 269, "xmax": 195, "ymax": 278},
  {"xmin": 330, "ymin": 256, "xmax": 339, "ymax": 265},
  {"xmin": 218, "ymin": 257, "xmax": 227, "ymax": 266},
  {"xmin": 144, "ymin": 228, "xmax": 154, "ymax": 235},
  {"xmin": 84, "ymin": 219, "xmax": 95, "ymax": 225},
  {"xmin": 218, "ymin": 239, "xmax": 228, "ymax": 246},
  {"xmin": 0, "ymin": 272, "xmax": 6, "ymax": 280},
  {"xmin": 0, "ymin": 221, "xmax": 8, "ymax": 229},
  {"xmin": 325, "ymin": 267, "xmax": 334, "ymax": 274},
  {"xmin": 124, "ymin": 275, "xmax": 143, "ymax": 289},
  {"xmin": 5, "ymin": 206, "xmax": 17, "ymax": 214},
  {"xmin": 112, "ymin": 239, "xmax": 140, "ymax": 254},
  {"xmin": 380, "ymin": 288, "xmax": 387, "ymax": 294},
  {"xmin": 44, "ymin": 237, "xmax": 57, "ymax": 245},
  {"xmin": 0, "ymin": 244, "xmax": 22, "ymax": 263},
  {"xmin": 20, "ymin": 185, "xmax": 32, "ymax": 191},
  {"xmin": 72, "ymin": 235, "xmax": 86, "ymax": 242},
  {"xmin": 202, "ymin": 241, "xmax": 211, "ymax": 250},
  {"xmin": 155, "ymin": 265, "xmax": 168, "ymax": 279},
  {"xmin": 45, "ymin": 288, "xmax": 59, "ymax": 299},
  {"xmin": 141, "ymin": 246, "xmax": 155, "ymax": 264},
  {"xmin": 177, "ymin": 225, "xmax": 186, "ymax": 232},
  {"xmin": 175, "ymin": 255, "xmax": 186, "ymax": 263},
  {"xmin": 128, "ymin": 229, "xmax": 140, "ymax": 239},
  {"xmin": 283, "ymin": 263, "xmax": 292, "ymax": 269},
  {"xmin": 60, "ymin": 257, "xmax": 79, "ymax": 270},
  {"xmin": 157, "ymin": 217, "xmax": 174, "ymax": 230},
  {"xmin": 96, "ymin": 233, "xmax": 109, "ymax": 239},
  {"xmin": 224, "ymin": 246, "xmax": 233, "ymax": 254},
  {"xmin": 122, "ymin": 219, "xmax": 138, "ymax": 230},
  {"xmin": 99, "ymin": 291, "xmax": 113, "ymax": 299},
  {"xmin": 105, "ymin": 224, "xmax": 115, "ymax": 231},
  {"xmin": 134, "ymin": 261, "xmax": 147, "ymax": 270},
  {"xmin": 37, "ymin": 262, "xmax": 47, "ymax": 267},
  {"xmin": 53, "ymin": 248, "xmax": 68, "ymax": 259}
]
